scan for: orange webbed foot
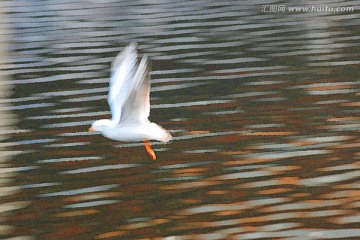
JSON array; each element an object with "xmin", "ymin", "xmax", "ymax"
[{"xmin": 144, "ymin": 140, "xmax": 156, "ymax": 160}]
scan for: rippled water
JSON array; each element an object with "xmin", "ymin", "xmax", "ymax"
[{"xmin": 1, "ymin": 0, "xmax": 360, "ymax": 239}]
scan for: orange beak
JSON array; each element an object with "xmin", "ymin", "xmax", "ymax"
[{"xmin": 88, "ymin": 127, "xmax": 96, "ymax": 132}]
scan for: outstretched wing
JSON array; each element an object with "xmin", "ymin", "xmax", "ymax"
[
  {"xmin": 119, "ymin": 55, "xmax": 151, "ymax": 124},
  {"xmin": 108, "ymin": 43, "xmax": 138, "ymax": 124}
]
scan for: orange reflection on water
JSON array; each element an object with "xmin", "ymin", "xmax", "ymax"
[
  {"xmin": 220, "ymin": 150, "xmax": 252, "ymax": 155},
  {"xmin": 215, "ymin": 210, "xmax": 242, "ymax": 216},
  {"xmin": 257, "ymin": 188, "xmax": 292, "ymax": 195},
  {"xmin": 327, "ymin": 117, "xmax": 360, "ymax": 122},
  {"xmin": 96, "ymin": 231, "xmax": 125, "ymax": 239},
  {"xmin": 55, "ymin": 209, "xmax": 98, "ymax": 218},
  {"xmin": 160, "ymin": 180, "xmax": 217, "ymax": 190},
  {"xmin": 171, "ymin": 221, "xmax": 212, "ymax": 232},
  {"xmin": 171, "ymin": 167, "xmax": 206, "ymax": 179},
  {"xmin": 207, "ymin": 190, "xmax": 229, "ymax": 195},
  {"xmin": 341, "ymin": 101, "xmax": 360, "ymax": 107},
  {"xmin": 306, "ymin": 84, "xmax": 352, "ymax": 91},
  {"xmin": 63, "ymin": 192, "xmax": 122, "ymax": 202},
  {"xmin": 277, "ymin": 177, "xmax": 301, "ymax": 185},
  {"xmin": 267, "ymin": 165, "xmax": 301, "ymax": 175},
  {"xmin": 188, "ymin": 130, "xmax": 210, "ymax": 135}
]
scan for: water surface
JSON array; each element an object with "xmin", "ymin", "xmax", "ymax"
[{"xmin": 1, "ymin": 0, "xmax": 359, "ymax": 239}]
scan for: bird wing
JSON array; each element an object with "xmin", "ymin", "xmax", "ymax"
[
  {"xmin": 108, "ymin": 43, "xmax": 138, "ymax": 124},
  {"xmin": 119, "ymin": 55, "xmax": 151, "ymax": 124}
]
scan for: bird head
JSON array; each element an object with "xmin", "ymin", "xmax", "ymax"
[{"xmin": 89, "ymin": 119, "xmax": 113, "ymax": 133}]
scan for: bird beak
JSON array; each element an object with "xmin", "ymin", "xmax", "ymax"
[{"xmin": 88, "ymin": 127, "xmax": 96, "ymax": 132}]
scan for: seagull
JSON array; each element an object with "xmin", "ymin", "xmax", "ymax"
[{"xmin": 89, "ymin": 43, "xmax": 172, "ymax": 160}]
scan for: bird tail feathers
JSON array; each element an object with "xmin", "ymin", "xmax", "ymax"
[{"xmin": 161, "ymin": 131, "xmax": 173, "ymax": 143}]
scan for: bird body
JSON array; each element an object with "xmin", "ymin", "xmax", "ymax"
[
  {"xmin": 95, "ymin": 121, "xmax": 171, "ymax": 143},
  {"xmin": 89, "ymin": 43, "xmax": 172, "ymax": 160}
]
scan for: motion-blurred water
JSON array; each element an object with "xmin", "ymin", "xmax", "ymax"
[{"xmin": 1, "ymin": 0, "xmax": 359, "ymax": 239}]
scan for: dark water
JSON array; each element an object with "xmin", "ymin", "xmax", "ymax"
[{"xmin": 1, "ymin": 0, "xmax": 360, "ymax": 239}]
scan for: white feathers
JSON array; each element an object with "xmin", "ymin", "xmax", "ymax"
[
  {"xmin": 90, "ymin": 43, "xmax": 172, "ymax": 143},
  {"xmin": 108, "ymin": 43, "xmax": 151, "ymax": 125}
]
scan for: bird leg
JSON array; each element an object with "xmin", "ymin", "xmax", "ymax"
[{"xmin": 144, "ymin": 140, "xmax": 156, "ymax": 160}]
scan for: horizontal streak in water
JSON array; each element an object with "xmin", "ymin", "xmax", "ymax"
[
  {"xmin": 64, "ymin": 200, "xmax": 120, "ymax": 209},
  {"xmin": 152, "ymin": 99, "xmax": 234, "ymax": 109},
  {"xmin": 37, "ymin": 156, "xmax": 103, "ymax": 163},
  {"xmin": 60, "ymin": 164, "xmax": 140, "ymax": 174},
  {"xmin": 39, "ymin": 184, "xmax": 119, "ymax": 197}
]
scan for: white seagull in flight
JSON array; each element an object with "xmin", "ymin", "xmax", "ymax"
[{"xmin": 89, "ymin": 43, "xmax": 172, "ymax": 160}]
